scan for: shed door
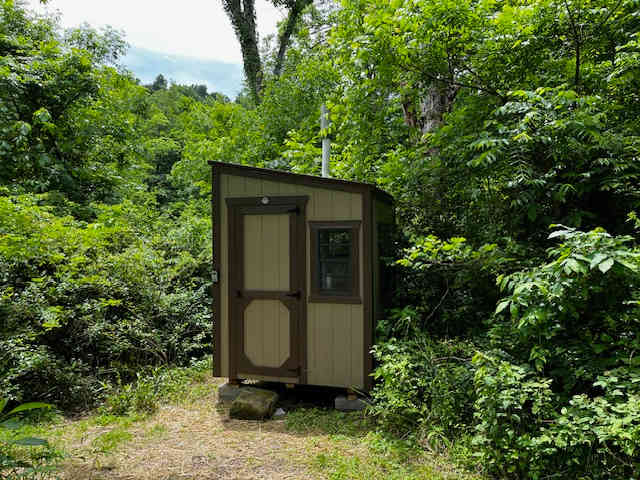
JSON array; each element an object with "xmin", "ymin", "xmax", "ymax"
[{"xmin": 227, "ymin": 197, "xmax": 307, "ymax": 379}]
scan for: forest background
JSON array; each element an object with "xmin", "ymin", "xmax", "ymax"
[{"xmin": 1, "ymin": 0, "xmax": 639, "ymax": 478}]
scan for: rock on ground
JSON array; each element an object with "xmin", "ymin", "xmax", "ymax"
[
  {"xmin": 217, "ymin": 382, "xmax": 243, "ymax": 403},
  {"xmin": 229, "ymin": 387, "xmax": 279, "ymax": 420}
]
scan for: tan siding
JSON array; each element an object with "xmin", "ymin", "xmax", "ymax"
[
  {"xmin": 219, "ymin": 173, "xmax": 365, "ymax": 388},
  {"xmin": 350, "ymin": 304, "xmax": 364, "ymax": 387}
]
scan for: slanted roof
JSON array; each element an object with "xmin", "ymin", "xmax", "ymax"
[{"xmin": 209, "ymin": 161, "xmax": 393, "ymax": 203}]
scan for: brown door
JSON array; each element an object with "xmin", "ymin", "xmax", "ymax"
[{"xmin": 227, "ymin": 196, "xmax": 307, "ymax": 380}]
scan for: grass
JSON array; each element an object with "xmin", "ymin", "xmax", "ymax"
[
  {"xmin": 2, "ymin": 367, "xmax": 481, "ymax": 479},
  {"xmin": 285, "ymin": 408, "xmax": 479, "ymax": 480}
]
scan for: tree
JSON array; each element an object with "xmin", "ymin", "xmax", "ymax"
[
  {"xmin": 151, "ymin": 74, "xmax": 168, "ymax": 91},
  {"xmin": 222, "ymin": 0, "xmax": 313, "ymax": 103}
]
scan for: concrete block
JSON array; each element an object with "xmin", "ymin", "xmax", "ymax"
[{"xmin": 335, "ymin": 395, "xmax": 367, "ymax": 412}]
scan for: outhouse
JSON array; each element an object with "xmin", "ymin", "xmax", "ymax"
[{"xmin": 210, "ymin": 161, "xmax": 394, "ymax": 391}]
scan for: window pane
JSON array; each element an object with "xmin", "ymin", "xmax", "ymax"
[{"xmin": 317, "ymin": 228, "xmax": 353, "ymax": 295}]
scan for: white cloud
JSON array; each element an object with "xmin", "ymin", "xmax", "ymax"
[{"xmin": 25, "ymin": 0, "xmax": 285, "ymax": 64}]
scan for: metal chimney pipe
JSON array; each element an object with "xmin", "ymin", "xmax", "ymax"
[{"xmin": 321, "ymin": 104, "xmax": 330, "ymax": 178}]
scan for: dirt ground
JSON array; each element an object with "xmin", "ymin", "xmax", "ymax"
[
  {"xmin": 60, "ymin": 379, "xmax": 349, "ymax": 480},
  {"xmin": 50, "ymin": 377, "xmax": 475, "ymax": 480}
]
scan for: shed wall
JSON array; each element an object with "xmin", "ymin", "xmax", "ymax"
[{"xmin": 218, "ymin": 173, "xmax": 365, "ymax": 389}]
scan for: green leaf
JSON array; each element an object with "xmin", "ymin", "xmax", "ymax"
[
  {"xmin": 598, "ymin": 258, "xmax": 614, "ymax": 273},
  {"xmin": 496, "ymin": 300, "xmax": 510, "ymax": 314},
  {"xmin": 589, "ymin": 253, "xmax": 608, "ymax": 269},
  {"xmin": 0, "ymin": 418, "xmax": 22, "ymax": 430},
  {"xmin": 616, "ymin": 259, "xmax": 638, "ymax": 272},
  {"xmin": 6, "ymin": 402, "xmax": 52, "ymax": 416}
]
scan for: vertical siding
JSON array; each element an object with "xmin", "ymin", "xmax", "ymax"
[{"xmin": 218, "ymin": 173, "xmax": 365, "ymax": 389}]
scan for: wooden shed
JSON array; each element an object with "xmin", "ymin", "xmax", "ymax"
[{"xmin": 210, "ymin": 161, "xmax": 394, "ymax": 392}]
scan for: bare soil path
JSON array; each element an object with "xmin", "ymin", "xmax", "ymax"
[{"xmin": 50, "ymin": 377, "xmax": 477, "ymax": 480}]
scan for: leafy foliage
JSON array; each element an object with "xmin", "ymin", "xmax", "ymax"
[
  {"xmin": 0, "ymin": 1, "xmax": 213, "ymax": 413},
  {"xmin": 371, "ymin": 337, "xmax": 476, "ymax": 438},
  {"xmin": 3, "ymin": 0, "xmax": 640, "ymax": 477},
  {"xmin": 0, "ymin": 399, "xmax": 60, "ymax": 479}
]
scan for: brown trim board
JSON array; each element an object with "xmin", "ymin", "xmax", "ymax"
[
  {"xmin": 308, "ymin": 221, "xmax": 361, "ymax": 304},
  {"xmin": 362, "ymin": 188, "xmax": 373, "ymax": 391},
  {"xmin": 212, "ymin": 164, "xmax": 222, "ymax": 378}
]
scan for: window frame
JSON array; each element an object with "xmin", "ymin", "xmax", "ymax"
[{"xmin": 308, "ymin": 221, "xmax": 361, "ymax": 304}]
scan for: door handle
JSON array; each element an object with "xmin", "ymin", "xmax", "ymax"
[{"xmin": 285, "ymin": 291, "xmax": 301, "ymax": 299}]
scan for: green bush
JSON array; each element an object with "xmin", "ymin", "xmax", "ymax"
[
  {"xmin": 371, "ymin": 336, "xmax": 477, "ymax": 438},
  {"xmin": 0, "ymin": 399, "xmax": 62, "ymax": 480},
  {"xmin": 472, "ymin": 226, "xmax": 640, "ymax": 479},
  {"xmin": 0, "ymin": 193, "xmax": 212, "ymax": 410},
  {"xmin": 392, "ymin": 235, "xmax": 505, "ymax": 338},
  {"xmin": 473, "ymin": 355, "xmax": 640, "ymax": 479}
]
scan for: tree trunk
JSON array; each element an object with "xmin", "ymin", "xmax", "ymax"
[
  {"xmin": 403, "ymin": 83, "xmax": 458, "ymax": 136},
  {"xmin": 222, "ymin": 0, "xmax": 263, "ymax": 103},
  {"xmin": 273, "ymin": 0, "xmax": 313, "ymax": 77}
]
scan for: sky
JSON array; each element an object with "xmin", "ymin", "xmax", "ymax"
[{"xmin": 26, "ymin": 0, "xmax": 284, "ymax": 64}]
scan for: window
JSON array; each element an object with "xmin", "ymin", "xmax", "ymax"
[{"xmin": 309, "ymin": 221, "xmax": 360, "ymax": 303}]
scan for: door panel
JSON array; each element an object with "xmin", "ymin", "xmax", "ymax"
[
  {"xmin": 227, "ymin": 196, "xmax": 307, "ymax": 380},
  {"xmin": 244, "ymin": 299, "xmax": 290, "ymax": 368},
  {"xmin": 243, "ymin": 214, "xmax": 290, "ymax": 291}
]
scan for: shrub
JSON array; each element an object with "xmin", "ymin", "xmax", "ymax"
[
  {"xmin": 472, "ymin": 352, "xmax": 556, "ymax": 478},
  {"xmin": 473, "ymin": 355, "xmax": 640, "ymax": 479},
  {"xmin": 472, "ymin": 226, "xmax": 640, "ymax": 479},
  {"xmin": 0, "ymin": 399, "xmax": 62, "ymax": 480},
  {"xmin": 393, "ymin": 235, "xmax": 504, "ymax": 337},
  {"xmin": 371, "ymin": 336, "xmax": 477, "ymax": 438},
  {"xmin": 0, "ymin": 193, "xmax": 212, "ymax": 410}
]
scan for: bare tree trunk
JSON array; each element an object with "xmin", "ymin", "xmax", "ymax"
[
  {"xmin": 222, "ymin": 0, "xmax": 263, "ymax": 103},
  {"xmin": 403, "ymin": 83, "xmax": 458, "ymax": 136},
  {"xmin": 420, "ymin": 84, "xmax": 450, "ymax": 134},
  {"xmin": 274, "ymin": 0, "xmax": 313, "ymax": 77},
  {"xmin": 222, "ymin": 0, "xmax": 313, "ymax": 103}
]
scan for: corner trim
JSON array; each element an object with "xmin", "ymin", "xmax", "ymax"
[
  {"xmin": 362, "ymin": 188, "xmax": 373, "ymax": 391},
  {"xmin": 212, "ymin": 164, "xmax": 222, "ymax": 377}
]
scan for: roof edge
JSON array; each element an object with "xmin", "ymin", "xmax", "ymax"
[{"xmin": 209, "ymin": 161, "xmax": 393, "ymax": 202}]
